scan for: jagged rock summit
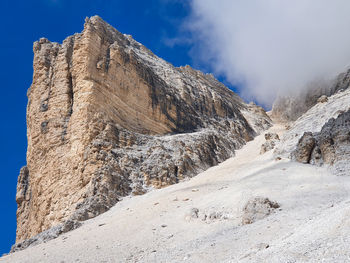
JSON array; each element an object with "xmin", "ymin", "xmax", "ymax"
[{"xmin": 14, "ymin": 15, "xmax": 271, "ymax": 248}]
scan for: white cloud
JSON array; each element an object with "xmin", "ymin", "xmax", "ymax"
[{"xmin": 187, "ymin": 0, "xmax": 350, "ymax": 107}]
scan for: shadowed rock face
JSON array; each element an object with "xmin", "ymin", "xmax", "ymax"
[
  {"xmin": 293, "ymin": 110, "xmax": 350, "ymax": 175},
  {"xmin": 15, "ymin": 16, "xmax": 271, "ymax": 245}
]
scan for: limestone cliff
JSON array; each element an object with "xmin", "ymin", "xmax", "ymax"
[{"xmin": 15, "ymin": 16, "xmax": 271, "ymax": 245}]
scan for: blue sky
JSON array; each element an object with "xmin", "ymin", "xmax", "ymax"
[{"xmin": 0, "ymin": 0, "xmax": 240, "ymax": 255}]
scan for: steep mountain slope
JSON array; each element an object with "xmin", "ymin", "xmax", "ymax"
[
  {"xmin": 14, "ymin": 15, "xmax": 271, "ymax": 248},
  {"xmin": 2, "ymin": 123, "xmax": 350, "ymax": 262},
  {"xmin": 274, "ymin": 87, "xmax": 350, "ymax": 176}
]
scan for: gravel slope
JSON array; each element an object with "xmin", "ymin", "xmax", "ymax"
[{"xmin": 2, "ymin": 124, "xmax": 350, "ymax": 263}]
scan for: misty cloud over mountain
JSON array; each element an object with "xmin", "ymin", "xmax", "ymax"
[{"xmin": 187, "ymin": 0, "xmax": 350, "ymax": 107}]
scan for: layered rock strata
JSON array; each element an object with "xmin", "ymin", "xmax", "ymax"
[{"xmin": 15, "ymin": 15, "xmax": 271, "ymax": 246}]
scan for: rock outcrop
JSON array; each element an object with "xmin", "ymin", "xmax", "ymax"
[
  {"xmin": 242, "ymin": 197, "xmax": 280, "ymax": 225},
  {"xmin": 260, "ymin": 132, "xmax": 280, "ymax": 154},
  {"xmin": 274, "ymin": 76, "xmax": 350, "ymax": 161},
  {"xmin": 15, "ymin": 15, "xmax": 271, "ymax": 246},
  {"xmin": 292, "ymin": 110, "xmax": 350, "ymax": 175},
  {"xmin": 293, "ymin": 132, "xmax": 316, "ymax": 164}
]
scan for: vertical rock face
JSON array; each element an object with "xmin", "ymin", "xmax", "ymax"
[{"xmin": 16, "ymin": 16, "xmax": 271, "ymax": 243}]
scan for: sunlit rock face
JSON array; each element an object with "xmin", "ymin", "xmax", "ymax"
[{"xmin": 15, "ymin": 16, "xmax": 271, "ymax": 244}]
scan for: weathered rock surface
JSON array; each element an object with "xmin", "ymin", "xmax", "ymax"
[
  {"xmin": 260, "ymin": 132, "xmax": 280, "ymax": 154},
  {"xmin": 11, "ymin": 220, "xmax": 81, "ymax": 253},
  {"xmin": 242, "ymin": 197, "xmax": 280, "ymax": 225},
  {"xmin": 293, "ymin": 132, "xmax": 316, "ymax": 164},
  {"xmin": 15, "ymin": 15, "xmax": 271, "ymax": 246},
  {"xmin": 317, "ymin": 95, "xmax": 328, "ymax": 103},
  {"xmin": 292, "ymin": 110, "xmax": 350, "ymax": 175},
  {"xmin": 274, "ymin": 81, "xmax": 350, "ymax": 160}
]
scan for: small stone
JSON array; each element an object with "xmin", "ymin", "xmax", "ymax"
[
  {"xmin": 96, "ymin": 59, "xmax": 105, "ymax": 70},
  {"xmin": 190, "ymin": 208, "xmax": 199, "ymax": 219},
  {"xmin": 260, "ymin": 133, "xmax": 280, "ymax": 154},
  {"xmin": 264, "ymin": 133, "xmax": 280, "ymax": 141},
  {"xmin": 39, "ymin": 100, "xmax": 49, "ymax": 112},
  {"xmin": 256, "ymin": 243, "xmax": 270, "ymax": 249},
  {"xmin": 40, "ymin": 121, "xmax": 49, "ymax": 134},
  {"xmin": 317, "ymin": 95, "xmax": 328, "ymax": 103}
]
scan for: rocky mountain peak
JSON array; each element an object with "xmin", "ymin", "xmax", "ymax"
[{"xmin": 14, "ymin": 15, "xmax": 271, "ymax": 250}]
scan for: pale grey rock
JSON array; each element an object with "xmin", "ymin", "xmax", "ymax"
[
  {"xmin": 293, "ymin": 109, "xmax": 350, "ymax": 176},
  {"xmin": 242, "ymin": 197, "xmax": 280, "ymax": 225},
  {"xmin": 260, "ymin": 133, "xmax": 280, "ymax": 154},
  {"xmin": 264, "ymin": 133, "xmax": 280, "ymax": 141},
  {"xmin": 190, "ymin": 208, "xmax": 199, "ymax": 219},
  {"xmin": 317, "ymin": 95, "xmax": 328, "ymax": 103},
  {"xmin": 292, "ymin": 132, "xmax": 316, "ymax": 164}
]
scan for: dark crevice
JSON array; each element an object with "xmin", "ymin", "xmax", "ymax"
[
  {"xmin": 41, "ymin": 121, "xmax": 49, "ymax": 134},
  {"xmin": 67, "ymin": 73, "xmax": 74, "ymax": 116},
  {"xmin": 105, "ymin": 47, "xmax": 110, "ymax": 72},
  {"xmin": 65, "ymin": 36, "xmax": 75, "ymax": 117},
  {"xmin": 61, "ymin": 37, "xmax": 75, "ymax": 141}
]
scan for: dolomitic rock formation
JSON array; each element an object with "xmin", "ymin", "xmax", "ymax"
[
  {"xmin": 292, "ymin": 110, "xmax": 350, "ymax": 175},
  {"xmin": 15, "ymin": 15, "xmax": 271, "ymax": 247},
  {"xmin": 274, "ymin": 77, "xmax": 350, "ymax": 176},
  {"xmin": 242, "ymin": 197, "xmax": 280, "ymax": 225}
]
